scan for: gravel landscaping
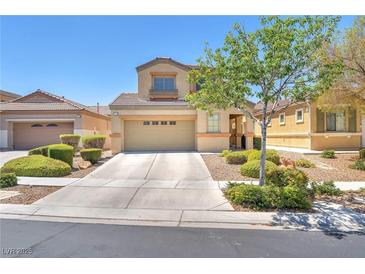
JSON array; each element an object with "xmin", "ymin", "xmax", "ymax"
[
  {"xmin": 202, "ymin": 152, "xmax": 365, "ymax": 182},
  {"xmin": 317, "ymin": 190, "xmax": 365, "ymax": 213},
  {"xmin": 0, "ymin": 185, "xmax": 61, "ymax": 204}
]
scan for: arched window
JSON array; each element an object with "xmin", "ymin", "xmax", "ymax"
[
  {"xmin": 47, "ymin": 123, "xmax": 58, "ymax": 127},
  {"xmin": 31, "ymin": 124, "xmax": 43, "ymax": 128}
]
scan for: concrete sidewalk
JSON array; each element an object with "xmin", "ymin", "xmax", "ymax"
[
  {"xmin": 17, "ymin": 177, "xmax": 80, "ymax": 186},
  {"xmin": 1, "ymin": 201, "xmax": 364, "ymax": 232}
]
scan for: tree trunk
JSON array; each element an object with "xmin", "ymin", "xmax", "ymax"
[{"xmin": 259, "ymin": 103, "xmax": 268, "ymax": 186}]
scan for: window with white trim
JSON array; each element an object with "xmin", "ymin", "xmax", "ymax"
[
  {"xmin": 279, "ymin": 113, "xmax": 285, "ymax": 125},
  {"xmin": 295, "ymin": 109, "xmax": 304, "ymax": 123},
  {"xmin": 207, "ymin": 114, "xmax": 220, "ymax": 133}
]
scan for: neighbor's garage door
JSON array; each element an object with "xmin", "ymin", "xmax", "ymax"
[
  {"xmin": 13, "ymin": 122, "xmax": 73, "ymax": 150},
  {"xmin": 124, "ymin": 120, "xmax": 195, "ymax": 151}
]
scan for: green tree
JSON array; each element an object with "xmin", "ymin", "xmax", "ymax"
[
  {"xmin": 317, "ymin": 16, "xmax": 365, "ymax": 112},
  {"xmin": 186, "ymin": 16, "xmax": 340, "ymax": 186}
]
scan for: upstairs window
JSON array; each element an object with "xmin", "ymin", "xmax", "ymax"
[
  {"xmin": 296, "ymin": 109, "xmax": 304, "ymax": 123},
  {"xmin": 153, "ymin": 77, "xmax": 176, "ymax": 91},
  {"xmin": 208, "ymin": 114, "xmax": 220, "ymax": 133},
  {"xmin": 279, "ymin": 113, "xmax": 286, "ymax": 125}
]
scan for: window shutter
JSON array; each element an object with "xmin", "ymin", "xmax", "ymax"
[
  {"xmin": 348, "ymin": 109, "xmax": 357, "ymax": 132},
  {"xmin": 316, "ymin": 109, "xmax": 325, "ymax": 133}
]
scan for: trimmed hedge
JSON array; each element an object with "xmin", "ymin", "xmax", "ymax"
[
  {"xmin": 80, "ymin": 148, "xmax": 102, "ymax": 164},
  {"xmin": 60, "ymin": 134, "xmax": 81, "ymax": 153},
  {"xmin": 359, "ymin": 149, "xmax": 365, "ymax": 160},
  {"xmin": 247, "ymin": 149, "xmax": 280, "ymax": 165},
  {"xmin": 28, "ymin": 145, "xmax": 49, "ymax": 156},
  {"xmin": 1, "ymin": 155, "xmax": 71, "ymax": 177},
  {"xmin": 321, "ymin": 150, "xmax": 336, "ymax": 159},
  {"xmin": 82, "ymin": 134, "xmax": 106, "ymax": 149},
  {"xmin": 0, "ymin": 173, "xmax": 17, "ymax": 188},
  {"xmin": 295, "ymin": 158, "xmax": 315, "ymax": 168},
  {"xmin": 48, "ymin": 144, "xmax": 74, "ymax": 166},
  {"xmin": 240, "ymin": 160, "xmax": 278, "ymax": 178},
  {"xmin": 218, "ymin": 149, "xmax": 232, "ymax": 157},
  {"xmin": 225, "ymin": 151, "xmax": 248, "ymax": 165}
]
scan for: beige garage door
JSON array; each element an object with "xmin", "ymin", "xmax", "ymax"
[
  {"xmin": 124, "ymin": 120, "xmax": 195, "ymax": 151},
  {"xmin": 13, "ymin": 122, "xmax": 74, "ymax": 150}
]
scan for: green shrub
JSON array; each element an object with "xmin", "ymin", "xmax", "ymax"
[
  {"xmin": 28, "ymin": 145, "xmax": 49, "ymax": 156},
  {"xmin": 0, "ymin": 173, "xmax": 17, "ymax": 188},
  {"xmin": 1, "ymin": 155, "xmax": 71, "ymax": 177},
  {"xmin": 225, "ymin": 184, "xmax": 272, "ymax": 209},
  {"xmin": 311, "ymin": 181, "xmax": 342, "ymax": 196},
  {"xmin": 48, "ymin": 144, "xmax": 74, "ymax": 166},
  {"xmin": 60, "ymin": 134, "xmax": 81, "ymax": 153},
  {"xmin": 295, "ymin": 158, "xmax": 315, "ymax": 168},
  {"xmin": 278, "ymin": 186, "xmax": 312, "ymax": 209},
  {"xmin": 321, "ymin": 150, "xmax": 335, "ymax": 159},
  {"xmin": 248, "ymin": 149, "xmax": 280, "ymax": 165},
  {"xmin": 349, "ymin": 160, "xmax": 365, "ymax": 170},
  {"xmin": 218, "ymin": 149, "xmax": 232, "ymax": 157},
  {"xmin": 266, "ymin": 167, "xmax": 308, "ymax": 188},
  {"xmin": 82, "ymin": 134, "xmax": 106, "ymax": 149},
  {"xmin": 80, "ymin": 148, "xmax": 102, "ymax": 164},
  {"xmin": 253, "ymin": 137, "xmax": 261, "ymax": 150},
  {"xmin": 225, "ymin": 151, "xmax": 248, "ymax": 165},
  {"xmin": 359, "ymin": 149, "xmax": 365, "ymax": 159},
  {"xmin": 240, "ymin": 160, "xmax": 278, "ymax": 178},
  {"xmin": 225, "ymin": 183, "xmax": 311, "ymax": 210}
]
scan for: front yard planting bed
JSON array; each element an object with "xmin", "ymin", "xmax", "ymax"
[
  {"xmin": 316, "ymin": 190, "xmax": 365, "ymax": 213},
  {"xmin": 0, "ymin": 185, "xmax": 61, "ymax": 204},
  {"xmin": 66, "ymin": 152, "xmax": 113, "ymax": 178}
]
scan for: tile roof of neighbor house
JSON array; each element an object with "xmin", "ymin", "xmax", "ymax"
[
  {"xmin": 87, "ymin": 105, "xmax": 111, "ymax": 116},
  {"xmin": 136, "ymin": 57, "xmax": 198, "ymax": 72},
  {"xmin": 0, "ymin": 90, "xmax": 21, "ymax": 99},
  {"xmin": 254, "ymin": 98, "xmax": 306, "ymax": 115},
  {"xmin": 0, "ymin": 89, "xmax": 110, "ymax": 118},
  {"xmin": 110, "ymin": 93, "xmax": 189, "ymax": 106}
]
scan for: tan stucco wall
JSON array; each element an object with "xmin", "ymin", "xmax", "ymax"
[
  {"xmin": 137, "ymin": 63, "xmax": 192, "ymax": 99},
  {"xmin": 196, "ymin": 136, "xmax": 229, "ymax": 152},
  {"xmin": 266, "ymin": 136, "xmax": 311, "ymax": 149},
  {"xmin": 81, "ymin": 112, "xmax": 111, "ymax": 149},
  {"xmin": 311, "ymin": 134, "xmax": 361, "ymax": 150}
]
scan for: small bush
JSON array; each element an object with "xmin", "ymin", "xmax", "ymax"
[
  {"xmin": 321, "ymin": 150, "xmax": 335, "ymax": 159},
  {"xmin": 253, "ymin": 137, "xmax": 261, "ymax": 150},
  {"xmin": 82, "ymin": 134, "xmax": 106, "ymax": 149},
  {"xmin": 0, "ymin": 173, "xmax": 17, "ymax": 188},
  {"xmin": 248, "ymin": 149, "xmax": 280, "ymax": 165},
  {"xmin": 295, "ymin": 158, "xmax": 315, "ymax": 168},
  {"xmin": 60, "ymin": 134, "xmax": 81, "ymax": 153},
  {"xmin": 225, "ymin": 183, "xmax": 311, "ymax": 210},
  {"xmin": 359, "ymin": 149, "xmax": 365, "ymax": 160},
  {"xmin": 311, "ymin": 181, "xmax": 342, "ymax": 196},
  {"xmin": 266, "ymin": 167, "xmax": 308, "ymax": 189},
  {"xmin": 225, "ymin": 152, "xmax": 248, "ymax": 165},
  {"xmin": 218, "ymin": 149, "xmax": 232, "ymax": 157},
  {"xmin": 1, "ymin": 155, "xmax": 71, "ymax": 177},
  {"xmin": 80, "ymin": 148, "xmax": 102, "ymax": 164},
  {"xmin": 349, "ymin": 160, "xmax": 365, "ymax": 170},
  {"xmin": 240, "ymin": 160, "xmax": 278, "ymax": 178},
  {"xmin": 48, "ymin": 144, "xmax": 74, "ymax": 166},
  {"xmin": 28, "ymin": 145, "xmax": 49, "ymax": 156}
]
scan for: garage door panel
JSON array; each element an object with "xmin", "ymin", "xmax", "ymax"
[
  {"xmin": 124, "ymin": 120, "xmax": 195, "ymax": 151},
  {"xmin": 13, "ymin": 122, "xmax": 73, "ymax": 150}
]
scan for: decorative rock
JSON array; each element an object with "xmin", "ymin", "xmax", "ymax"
[{"xmin": 78, "ymin": 159, "xmax": 92, "ymax": 170}]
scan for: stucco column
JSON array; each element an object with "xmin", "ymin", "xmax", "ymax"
[
  {"xmin": 111, "ymin": 115, "xmax": 122, "ymax": 154},
  {"xmin": 244, "ymin": 114, "xmax": 254, "ymax": 149}
]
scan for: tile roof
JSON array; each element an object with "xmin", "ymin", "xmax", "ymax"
[
  {"xmin": 254, "ymin": 99, "xmax": 303, "ymax": 114},
  {"xmin": 1, "ymin": 89, "xmax": 109, "ymax": 118},
  {"xmin": 0, "ymin": 90, "xmax": 21, "ymax": 99},
  {"xmin": 136, "ymin": 57, "xmax": 197, "ymax": 72},
  {"xmin": 110, "ymin": 92, "xmax": 189, "ymax": 106},
  {"xmin": 87, "ymin": 105, "xmax": 111, "ymax": 116}
]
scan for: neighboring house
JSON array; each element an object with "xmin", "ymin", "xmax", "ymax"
[
  {"xmin": 0, "ymin": 89, "xmax": 111, "ymax": 150},
  {"xmin": 0, "ymin": 90, "xmax": 21, "ymax": 102},
  {"xmin": 253, "ymin": 99, "xmax": 362, "ymax": 150},
  {"xmin": 109, "ymin": 57, "xmax": 255, "ymax": 153}
]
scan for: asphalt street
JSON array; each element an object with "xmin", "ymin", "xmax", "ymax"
[{"xmin": 1, "ymin": 218, "xmax": 364, "ymax": 258}]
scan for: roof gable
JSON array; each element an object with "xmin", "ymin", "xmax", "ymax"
[
  {"xmin": 136, "ymin": 57, "xmax": 195, "ymax": 72},
  {"xmin": 15, "ymin": 91, "xmax": 63, "ymax": 103}
]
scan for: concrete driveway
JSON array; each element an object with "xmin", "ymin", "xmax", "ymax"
[
  {"xmin": 35, "ymin": 152, "xmax": 233, "ymax": 211},
  {"xmin": 0, "ymin": 150, "xmax": 28, "ymax": 167}
]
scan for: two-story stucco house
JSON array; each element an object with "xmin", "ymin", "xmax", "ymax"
[
  {"xmin": 109, "ymin": 57, "xmax": 255, "ymax": 153},
  {"xmin": 253, "ymin": 99, "xmax": 363, "ymax": 151}
]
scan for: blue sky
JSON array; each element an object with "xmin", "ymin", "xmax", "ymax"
[{"xmin": 0, "ymin": 16, "xmax": 356, "ymax": 105}]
